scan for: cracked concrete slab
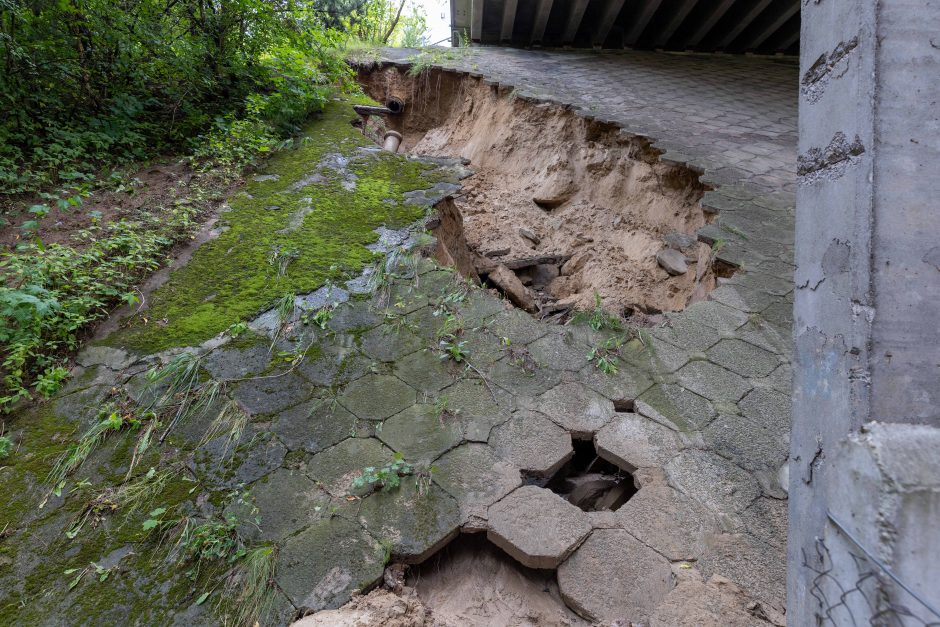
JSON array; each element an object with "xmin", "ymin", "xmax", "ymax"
[
  {"xmin": 558, "ymin": 529, "xmax": 674, "ymax": 623},
  {"xmin": 487, "ymin": 486, "xmax": 591, "ymax": 569}
]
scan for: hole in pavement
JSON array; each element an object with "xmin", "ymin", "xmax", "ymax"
[
  {"xmin": 356, "ymin": 66, "xmax": 738, "ymax": 325},
  {"xmin": 613, "ymin": 398, "xmax": 635, "ymax": 412},
  {"xmin": 406, "ymin": 534, "xmax": 589, "ymax": 626},
  {"xmin": 540, "ymin": 438, "xmax": 637, "ymax": 512}
]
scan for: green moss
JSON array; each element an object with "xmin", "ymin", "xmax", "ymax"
[{"xmin": 109, "ymin": 96, "xmax": 442, "ymax": 354}]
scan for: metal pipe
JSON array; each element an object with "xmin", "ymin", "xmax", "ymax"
[
  {"xmin": 383, "ymin": 130, "xmax": 403, "ymax": 153},
  {"xmin": 385, "ymin": 97, "xmax": 405, "ymax": 114},
  {"xmin": 353, "ymin": 104, "xmax": 393, "ymax": 116}
]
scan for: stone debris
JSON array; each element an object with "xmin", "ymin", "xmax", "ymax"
[
  {"xmin": 656, "ymin": 247, "xmax": 689, "ymax": 275},
  {"xmin": 488, "ymin": 263, "xmax": 536, "ymax": 312},
  {"xmin": 518, "ymin": 227, "xmax": 541, "ymax": 245}
]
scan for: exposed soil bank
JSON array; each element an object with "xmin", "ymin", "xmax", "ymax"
[
  {"xmin": 295, "ymin": 535, "xmax": 588, "ymax": 627},
  {"xmin": 358, "ymin": 66, "xmax": 719, "ymax": 317}
]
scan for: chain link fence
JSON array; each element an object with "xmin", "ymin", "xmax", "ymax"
[{"xmin": 802, "ymin": 512, "xmax": 940, "ymax": 626}]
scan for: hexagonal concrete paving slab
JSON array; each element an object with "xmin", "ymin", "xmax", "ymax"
[
  {"xmin": 357, "ymin": 480, "xmax": 460, "ymax": 563},
  {"xmin": 535, "ymin": 382, "xmax": 615, "ymax": 438},
  {"xmin": 377, "ymin": 403, "xmax": 463, "ymax": 463},
  {"xmin": 558, "ymin": 529, "xmax": 674, "ymax": 623},
  {"xmin": 433, "ymin": 443, "xmax": 521, "ymax": 529},
  {"xmin": 270, "ymin": 397, "xmax": 358, "ymax": 453},
  {"xmin": 232, "ymin": 468, "xmax": 333, "ymax": 542},
  {"xmin": 489, "ymin": 410, "xmax": 573, "ymax": 477},
  {"xmin": 304, "ymin": 437, "xmax": 396, "ymax": 496},
  {"xmin": 616, "ymin": 484, "xmax": 717, "ymax": 562},
  {"xmin": 595, "ymin": 412, "xmax": 683, "ymax": 471},
  {"xmin": 487, "ymin": 486, "xmax": 591, "ymax": 569},
  {"xmin": 337, "ymin": 374, "xmax": 416, "ymax": 421},
  {"xmin": 276, "ymin": 516, "xmax": 384, "ymax": 613}
]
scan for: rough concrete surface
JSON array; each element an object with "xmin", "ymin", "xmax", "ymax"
[{"xmin": 487, "ymin": 486, "xmax": 591, "ymax": 569}]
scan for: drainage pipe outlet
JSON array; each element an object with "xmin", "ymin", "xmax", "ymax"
[
  {"xmin": 383, "ymin": 130, "xmax": 403, "ymax": 153},
  {"xmin": 386, "ymin": 97, "xmax": 405, "ymax": 114}
]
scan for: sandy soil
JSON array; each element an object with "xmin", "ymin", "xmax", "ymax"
[
  {"xmin": 294, "ymin": 535, "xmax": 590, "ymax": 627},
  {"xmin": 360, "ymin": 68, "xmax": 717, "ymax": 316}
]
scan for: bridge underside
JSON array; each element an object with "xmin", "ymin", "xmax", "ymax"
[{"xmin": 450, "ymin": 0, "xmax": 799, "ymax": 55}]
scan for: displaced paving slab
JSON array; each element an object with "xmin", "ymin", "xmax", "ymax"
[{"xmin": 487, "ymin": 486, "xmax": 591, "ymax": 569}]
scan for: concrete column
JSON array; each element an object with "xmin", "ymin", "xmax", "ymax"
[{"xmin": 790, "ymin": 1, "xmax": 940, "ymax": 624}]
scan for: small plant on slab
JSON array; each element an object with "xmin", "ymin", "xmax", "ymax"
[
  {"xmin": 585, "ymin": 290, "xmax": 623, "ymax": 332},
  {"xmin": 352, "ymin": 453, "xmax": 414, "ymax": 493},
  {"xmin": 587, "ymin": 337, "xmax": 625, "ymax": 376},
  {"xmin": 434, "ymin": 396, "xmax": 459, "ymax": 425},
  {"xmin": 439, "ymin": 336, "xmax": 469, "ymax": 363},
  {"xmin": 226, "ymin": 321, "xmax": 249, "ymax": 338},
  {"xmin": 0, "ymin": 434, "xmax": 12, "ymax": 459}
]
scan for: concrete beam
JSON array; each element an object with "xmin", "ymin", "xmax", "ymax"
[
  {"xmin": 562, "ymin": 0, "xmax": 590, "ymax": 44},
  {"xmin": 500, "ymin": 0, "xmax": 519, "ymax": 42},
  {"xmin": 623, "ymin": 0, "xmax": 663, "ymax": 46},
  {"xmin": 471, "ymin": 0, "xmax": 484, "ymax": 41},
  {"xmin": 687, "ymin": 0, "xmax": 735, "ymax": 46},
  {"xmin": 744, "ymin": 2, "xmax": 799, "ymax": 50},
  {"xmin": 716, "ymin": 0, "xmax": 773, "ymax": 49},
  {"xmin": 654, "ymin": 0, "xmax": 698, "ymax": 48},
  {"xmin": 530, "ymin": 0, "xmax": 553, "ymax": 44},
  {"xmin": 593, "ymin": 0, "xmax": 627, "ymax": 47}
]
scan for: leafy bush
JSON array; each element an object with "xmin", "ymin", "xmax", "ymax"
[
  {"xmin": 1, "ymin": 208, "xmax": 199, "ymax": 409},
  {"xmin": 0, "ymin": 0, "xmax": 351, "ymax": 197}
]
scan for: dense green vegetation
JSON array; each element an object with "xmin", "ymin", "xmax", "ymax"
[{"xmin": 0, "ymin": 0, "xmax": 429, "ymax": 409}]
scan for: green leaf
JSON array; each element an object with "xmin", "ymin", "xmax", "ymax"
[
  {"xmin": 20, "ymin": 220, "xmax": 40, "ymax": 231},
  {"xmin": 68, "ymin": 571, "xmax": 83, "ymax": 590},
  {"xmin": 29, "ymin": 204, "xmax": 50, "ymax": 216},
  {"xmin": 141, "ymin": 519, "xmax": 160, "ymax": 531},
  {"xmin": 195, "ymin": 592, "xmax": 210, "ymax": 605},
  {"xmin": 147, "ymin": 506, "xmax": 166, "ymax": 517}
]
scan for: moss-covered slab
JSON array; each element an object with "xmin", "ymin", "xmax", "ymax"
[
  {"xmin": 433, "ymin": 443, "xmax": 521, "ymax": 530},
  {"xmin": 488, "ymin": 356, "xmax": 563, "ymax": 397},
  {"xmin": 275, "ymin": 516, "xmax": 384, "ymax": 613},
  {"xmin": 337, "ymin": 374, "xmax": 416, "ymax": 421},
  {"xmin": 356, "ymin": 480, "xmax": 460, "ymax": 563},
  {"xmin": 636, "ymin": 383, "xmax": 717, "ymax": 432},
  {"xmin": 270, "ymin": 398, "xmax": 358, "ymax": 453},
  {"xmin": 377, "ymin": 403, "xmax": 463, "ymax": 463},
  {"xmin": 304, "ymin": 437, "xmax": 395, "ymax": 497},
  {"xmin": 232, "ymin": 468, "xmax": 333, "ymax": 542},
  {"xmin": 296, "ymin": 344, "xmax": 372, "ymax": 388},
  {"xmin": 393, "ymin": 349, "xmax": 457, "ymax": 394},
  {"xmin": 441, "ymin": 378, "xmax": 513, "ymax": 442},
  {"xmin": 358, "ymin": 325, "xmax": 425, "ymax": 362},
  {"xmin": 231, "ymin": 371, "xmax": 314, "ymax": 416},
  {"xmin": 526, "ymin": 330, "xmax": 590, "ymax": 371}
]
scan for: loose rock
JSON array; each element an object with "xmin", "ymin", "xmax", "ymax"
[
  {"xmin": 656, "ymin": 248, "xmax": 689, "ymax": 276},
  {"xmin": 518, "ymin": 227, "xmax": 541, "ymax": 245},
  {"xmin": 488, "ymin": 264, "xmax": 536, "ymax": 312}
]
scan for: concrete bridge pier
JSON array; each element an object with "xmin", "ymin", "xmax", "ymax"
[{"xmin": 790, "ymin": 1, "xmax": 940, "ymax": 624}]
